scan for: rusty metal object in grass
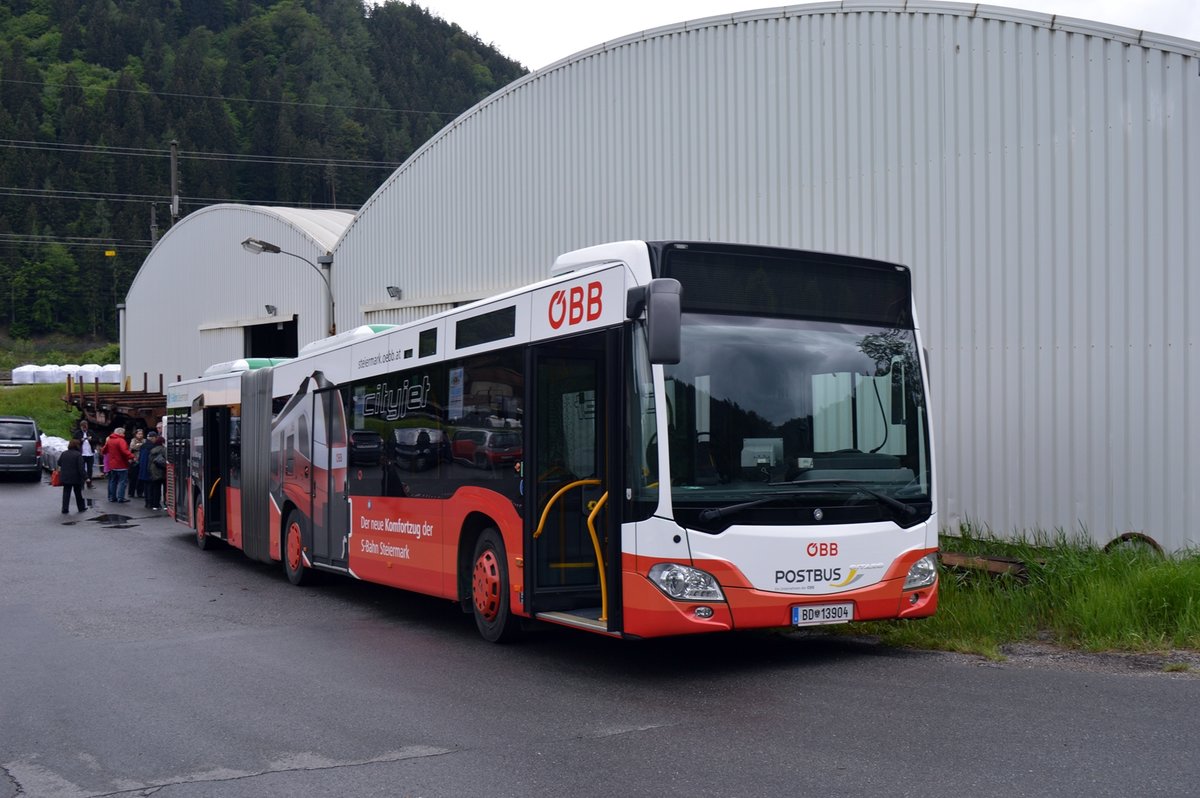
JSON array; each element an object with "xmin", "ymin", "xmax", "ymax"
[
  {"xmin": 1102, "ymin": 532, "xmax": 1164, "ymax": 556},
  {"xmin": 939, "ymin": 552, "xmax": 1030, "ymax": 583}
]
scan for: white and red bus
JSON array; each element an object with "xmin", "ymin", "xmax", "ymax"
[{"xmin": 165, "ymin": 241, "xmax": 938, "ymax": 641}]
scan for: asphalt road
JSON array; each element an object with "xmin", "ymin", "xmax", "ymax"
[{"xmin": 2, "ymin": 474, "xmax": 1197, "ymax": 798}]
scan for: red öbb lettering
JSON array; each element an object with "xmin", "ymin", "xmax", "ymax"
[
  {"xmin": 586, "ymin": 281, "xmax": 602, "ymax": 320},
  {"xmin": 806, "ymin": 542, "xmax": 839, "ymax": 557},
  {"xmin": 569, "ymin": 286, "xmax": 584, "ymax": 324},
  {"xmin": 549, "ymin": 289, "xmax": 567, "ymax": 329},
  {"xmin": 548, "ymin": 282, "xmax": 604, "ymax": 330}
]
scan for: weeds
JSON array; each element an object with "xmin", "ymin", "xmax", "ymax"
[{"xmin": 856, "ymin": 527, "xmax": 1200, "ymax": 657}]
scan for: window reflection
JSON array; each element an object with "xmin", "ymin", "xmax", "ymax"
[{"xmin": 655, "ymin": 314, "xmax": 930, "ymax": 504}]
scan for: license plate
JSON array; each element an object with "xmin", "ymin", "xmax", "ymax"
[{"xmin": 792, "ymin": 603, "xmax": 854, "ymax": 627}]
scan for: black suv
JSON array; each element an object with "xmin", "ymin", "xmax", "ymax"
[{"xmin": 0, "ymin": 415, "xmax": 42, "ymax": 481}]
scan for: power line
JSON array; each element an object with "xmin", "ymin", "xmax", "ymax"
[
  {"xmin": 0, "ymin": 235, "xmax": 154, "ymax": 251},
  {"xmin": 0, "ymin": 77, "xmax": 459, "ymax": 117},
  {"xmin": 183, "ymin": 151, "xmax": 399, "ymax": 169},
  {"xmin": 0, "ymin": 138, "xmax": 403, "ymax": 169},
  {"xmin": 0, "ymin": 185, "xmax": 361, "ymax": 210},
  {"xmin": 0, "ymin": 187, "xmax": 167, "ymax": 203},
  {"xmin": 0, "ymin": 233, "xmax": 147, "ymax": 244},
  {"xmin": 178, "ymin": 197, "xmax": 352, "ymax": 210}
]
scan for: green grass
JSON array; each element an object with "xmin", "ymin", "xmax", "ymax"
[
  {"xmin": 0, "ymin": 383, "xmax": 115, "ymax": 438},
  {"xmin": 855, "ymin": 527, "xmax": 1200, "ymax": 658}
]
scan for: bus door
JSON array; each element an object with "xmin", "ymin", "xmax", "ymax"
[
  {"xmin": 526, "ymin": 330, "xmax": 620, "ymax": 631},
  {"xmin": 167, "ymin": 414, "xmax": 190, "ymax": 520},
  {"xmin": 312, "ymin": 386, "xmax": 350, "ymax": 565},
  {"xmin": 199, "ymin": 406, "xmax": 231, "ymax": 539}
]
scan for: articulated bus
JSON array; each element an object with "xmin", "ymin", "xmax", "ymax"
[{"xmin": 165, "ymin": 241, "xmax": 938, "ymax": 641}]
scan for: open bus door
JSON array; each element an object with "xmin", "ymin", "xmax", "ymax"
[
  {"xmin": 166, "ymin": 414, "xmax": 190, "ymax": 520},
  {"xmin": 201, "ymin": 406, "xmax": 230, "ymax": 541},
  {"xmin": 190, "ymin": 400, "xmax": 230, "ymax": 546},
  {"xmin": 525, "ymin": 329, "xmax": 623, "ymax": 634}
]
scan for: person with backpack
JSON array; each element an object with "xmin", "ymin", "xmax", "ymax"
[
  {"xmin": 137, "ymin": 433, "xmax": 154, "ymax": 505},
  {"xmin": 146, "ymin": 437, "xmax": 168, "ymax": 511}
]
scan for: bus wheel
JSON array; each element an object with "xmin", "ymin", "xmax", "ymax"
[
  {"xmin": 471, "ymin": 528, "xmax": 520, "ymax": 643},
  {"xmin": 283, "ymin": 510, "xmax": 312, "ymax": 586},
  {"xmin": 195, "ymin": 501, "xmax": 213, "ymax": 550}
]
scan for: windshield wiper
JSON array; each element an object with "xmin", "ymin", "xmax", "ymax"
[
  {"xmin": 770, "ymin": 479, "xmax": 917, "ymax": 518},
  {"xmin": 697, "ymin": 493, "xmax": 809, "ymax": 522},
  {"xmin": 697, "ymin": 480, "xmax": 918, "ymax": 523}
]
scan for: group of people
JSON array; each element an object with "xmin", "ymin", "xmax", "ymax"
[{"xmin": 56, "ymin": 420, "xmax": 168, "ymax": 515}]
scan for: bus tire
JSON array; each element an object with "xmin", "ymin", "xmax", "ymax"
[
  {"xmin": 283, "ymin": 510, "xmax": 313, "ymax": 586},
  {"xmin": 195, "ymin": 500, "xmax": 213, "ymax": 550},
  {"xmin": 471, "ymin": 528, "xmax": 520, "ymax": 643}
]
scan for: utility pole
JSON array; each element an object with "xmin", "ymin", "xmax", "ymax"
[{"xmin": 169, "ymin": 139, "xmax": 180, "ymax": 225}]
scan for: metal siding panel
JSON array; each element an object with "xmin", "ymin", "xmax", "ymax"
[
  {"xmin": 326, "ymin": 8, "xmax": 1197, "ymax": 550},
  {"xmin": 198, "ymin": 328, "xmax": 243, "ymax": 372}
]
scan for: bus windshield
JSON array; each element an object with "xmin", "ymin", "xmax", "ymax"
[{"xmin": 652, "ymin": 313, "xmax": 931, "ymax": 529}]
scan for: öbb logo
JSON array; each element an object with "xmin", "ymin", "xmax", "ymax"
[
  {"xmin": 548, "ymin": 282, "xmax": 603, "ymax": 330},
  {"xmin": 806, "ymin": 542, "xmax": 839, "ymax": 557}
]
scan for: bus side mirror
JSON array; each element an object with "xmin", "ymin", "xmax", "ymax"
[{"xmin": 627, "ymin": 278, "xmax": 682, "ymax": 365}]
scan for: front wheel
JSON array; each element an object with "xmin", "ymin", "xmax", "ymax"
[
  {"xmin": 283, "ymin": 510, "xmax": 313, "ymax": 586},
  {"xmin": 471, "ymin": 528, "xmax": 520, "ymax": 643}
]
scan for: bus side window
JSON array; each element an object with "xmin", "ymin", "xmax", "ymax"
[{"xmin": 285, "ymin": 433, "xmax": 295, "ymax": 476}]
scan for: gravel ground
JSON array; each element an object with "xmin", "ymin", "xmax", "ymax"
[{"xmin": 949, "ymin": 642, "xmax": 1200, "ymax": 679}]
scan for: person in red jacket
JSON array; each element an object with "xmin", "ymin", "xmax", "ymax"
[{"xmin": 100, "ymin": 427, "xmax": 134, "ymax": 503}]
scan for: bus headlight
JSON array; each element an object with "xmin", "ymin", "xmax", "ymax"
[
  {"xmin": 648, "ymin": 563, "xmax": 725, "ymax": 601},
  {"xmin": 903, "ymin": 554, "xmax": 938, "ymax": 590}
]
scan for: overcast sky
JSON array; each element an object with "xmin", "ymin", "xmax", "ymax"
[{"xmin": 414, "ymin": 1, "xmax": 1200, "ymax": 70}]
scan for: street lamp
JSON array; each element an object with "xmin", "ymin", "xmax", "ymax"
[{"xmin": 241, "ymin": 237, "xmax": 336, "ymax": 335}]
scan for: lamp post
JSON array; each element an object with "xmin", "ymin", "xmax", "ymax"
[{"xmin": 241, "ymin": 237, "xmax": 336, "ymax": 336}]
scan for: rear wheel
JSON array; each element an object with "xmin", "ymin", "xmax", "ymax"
[
  {"xmin": 195, "ymin": 500, "xmax": 213, "ymax": 550},
  {"xmin": 283, "ymin": 510, "xmax": 313, "ymax": 586},
  {"xmin": 471, "ymin": 528, "xmax": 520, "ymax": 643}
]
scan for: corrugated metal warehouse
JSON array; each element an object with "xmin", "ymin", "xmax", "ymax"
[
  {"xmin": 125, "ymin": 1, "xmax": 1199, "ymax": 551},
  {"xmin": 124, "ymin": 205, "xmax": 351, "ymax": 381}
]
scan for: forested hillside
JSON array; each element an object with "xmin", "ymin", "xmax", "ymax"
[{"xmin": 0, "ymin": 0, "xmax": 527, "ymax": 345}]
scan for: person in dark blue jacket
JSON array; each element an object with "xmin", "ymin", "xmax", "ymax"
[{"xmin": 137, "ymin": 435, "xmax": 154, "ymax": 506}]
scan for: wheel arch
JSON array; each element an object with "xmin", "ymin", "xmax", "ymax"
[
  {"xmin": 278, "ymin": 498, "xmax": 300, "ymax": 558},
  {"xmin": 457, "ymin": 511, "xmax": 503, "ymax": 610}
]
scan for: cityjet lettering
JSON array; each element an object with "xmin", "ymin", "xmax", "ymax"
[
  {"xmin": 775, "ymin": 568, "xmax": 843, "ymax": 584},
  {"xmin": 359, "ymin": 375, "xmax": 432, "ymax": 421},
  {"xmin": 548, "ymin": 282, "xmax": 603, "ymax": 330}
]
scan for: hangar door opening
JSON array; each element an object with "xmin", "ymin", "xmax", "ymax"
[{"xmin": 246, "ymin": 317, "xmax": 298, "ymax": 359}]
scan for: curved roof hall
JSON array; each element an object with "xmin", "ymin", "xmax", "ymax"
[
  {"xmin": 124, "ymin": 204, "xmax": 353, "ymax": 383},
  {"xmin": 338, "ymin": 0, "xmax": 1199, "ymax": 248}
]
